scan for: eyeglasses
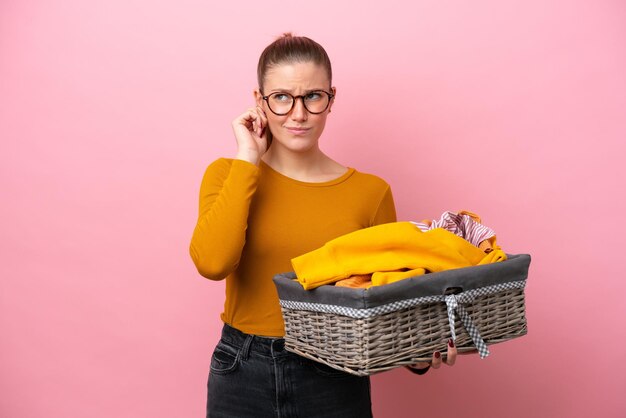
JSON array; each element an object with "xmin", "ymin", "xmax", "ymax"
[{"xmin": 261, "ymin": 90, "xmax": 334, "ymax": 116}]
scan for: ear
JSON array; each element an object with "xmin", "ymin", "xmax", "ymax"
[
  {"xmin": 328, "ymin": 86, "xmax": 337, "ymax": 113},
  {"xmin": 253, "ymin": 89, "xmax": 264, "ymax": 107}
]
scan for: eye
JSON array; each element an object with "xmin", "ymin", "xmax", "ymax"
[
  {"xmin": 272, "ymin": 93, "xmax": 291, "ymax": 102},
  {"xmin": 305, "ymin": 92, "xmax": 323, "ymax": 101}
]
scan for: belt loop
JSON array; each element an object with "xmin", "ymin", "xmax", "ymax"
[{"xmin": 241, "ymin": 334, "xmax": 254, "ymax": 361}]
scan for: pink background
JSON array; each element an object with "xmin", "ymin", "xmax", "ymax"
[{"xmin": 2, "ymin": 1, "xmax": 625, "ymax": 417}]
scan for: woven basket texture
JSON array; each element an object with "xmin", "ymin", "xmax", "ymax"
[{"xmin": 282, "ymin": 287, "xmax": 527, "ymax": 376}]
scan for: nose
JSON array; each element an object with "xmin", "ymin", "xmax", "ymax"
[{"xmin": 290, "ymin": 97, "xmax": 308, "ymax": 122}]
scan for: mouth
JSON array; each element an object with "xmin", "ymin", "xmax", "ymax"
[{"xmin": 285, "ymin": 127, "xmax": 311, "ymax": 135}]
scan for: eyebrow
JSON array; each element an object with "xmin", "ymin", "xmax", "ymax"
[{"xmin": 268, "ymin": 88, "xmax": 327, "ymax": 93}]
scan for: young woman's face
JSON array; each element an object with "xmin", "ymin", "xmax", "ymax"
[{"xmin": 255, "ymin": 61, "xmax": 335, "ymax": 154}]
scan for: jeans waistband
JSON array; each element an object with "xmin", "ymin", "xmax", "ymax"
[{"xmin": 220, "ymin": 323, "xmax": 288, "ymax": 358}]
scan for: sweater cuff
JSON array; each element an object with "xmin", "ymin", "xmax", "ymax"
[{"xmin": 405, "ymin": 364, "xmax": 430, "ymax": 375}]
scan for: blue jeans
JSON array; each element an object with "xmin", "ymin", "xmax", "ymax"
[{"xmin": 207, "ymin": 323, "xmax": 373, "ymax": 418}]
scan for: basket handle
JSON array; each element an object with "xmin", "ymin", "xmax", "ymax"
[
  {"xmin": 445, "ymin": 292, "xmax": 490, "ymax": 359},
  {"xmin": 443, "ymin": 286, "xmax": 463, "ymax": 295}
]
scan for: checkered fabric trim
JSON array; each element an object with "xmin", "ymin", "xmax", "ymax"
[
  {"xmin": 445, "ymin": 293, "xmax": 490, "ymax": 358},
  {"xmin": 279, "ymin": 280, "xmax": 525, "ymax": 318},
  {"xmin": 279, "ymin": 280, "xmax": 526, "ymax": 359}
]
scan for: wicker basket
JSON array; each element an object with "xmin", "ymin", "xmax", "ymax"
[{"xmin": 273, "ymin": 253, "xmax": 531, "ymax": 376}]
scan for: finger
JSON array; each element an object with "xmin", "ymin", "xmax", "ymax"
[
  {"xmin": 256, "ymin": 106, "xmax": 267, "ymax": 129},
  {"xmin": 431, "ymin": 351, "xmax": 442, "ymax": 369},
  {"xmin": 243, "ymin": 109, "xmax": 263, "ymax": 134},
  {"xmin": 234, "ymin": 109, "xmax": 257, "ymax": 129},
  {"xmin": 444, "ymin": 339, "xmax": 457, "ymax": 366},
  {"xmin": 247, "ymin": 108, "xmax": 259, "ymax": 136},
  {"xmin": 409, "ymin": 362, "xmax": 430, "ymax": 370},
  {"xmin": 251, "ymin": 107, "xmax": 266, "ymax": 137},
  {"xmin": 406, "ymin": 363, "xmax": 430, "ymax": 375},
  {"xmin": 257, "ymin": 105, "xmax": 268, "ymax": 121},
  {"xmin": 252, "ymin": 118, "xmax": 260, "ymax": 137}
]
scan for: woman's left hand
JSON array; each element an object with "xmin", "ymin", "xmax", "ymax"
[{"xmin": 406, "ymin": 338, "xmax": 457, "ymax": 375}]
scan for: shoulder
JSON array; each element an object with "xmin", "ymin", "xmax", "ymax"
[
  {"xmin": 197, "ymin": 158, "xmax": 261, "ymax": 193},
  {"xmin": 202, "ymin": 158, "xmax": 259, "ymax": 179},
  {"xmin": 205, "ymin": 157, "xmax": 233, "ymax": 172},
  {"xmin": 347, "ymin": 168, "xmax": 396, "ymax": 225},
  {"xmin": 340, "ymin": 167, "xmax": 394, "ymax": 202},
  {"xmin": 349, "ymin": 168, "xmax": 392, "ymax": 191},
  {"xmin": 199, "ymin": 158, "xmax": 231, "ymax": 184}
]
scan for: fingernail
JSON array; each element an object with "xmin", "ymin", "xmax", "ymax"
[
  {"xmin": 434, "ymin": 351, "xmax": 441, "ymax": 359},
  {"xmin": 448, "ymin": 339, "xmax": 455, "ymax": 348}
]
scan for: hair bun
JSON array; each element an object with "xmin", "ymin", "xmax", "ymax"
[{"xmin": 258, "ymin": 33, "xmax": 332, "ymax": 92}]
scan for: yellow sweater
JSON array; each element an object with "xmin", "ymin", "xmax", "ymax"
[
  {"xmin": 189, "ymin": 158, "xmax": 396, "ymax": 336},
  {"xmin": 292, "ymin": 222, "xmax": 506, "ymax": 290}
]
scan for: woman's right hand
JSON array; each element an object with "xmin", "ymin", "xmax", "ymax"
[{"xmin": 232, "ymin": 106, "xmax": 269, "ymax": 165}]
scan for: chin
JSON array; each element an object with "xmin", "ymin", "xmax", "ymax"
[{"xmin": 274, "ymin": 134, "xmax": 320, "ymax": 153}]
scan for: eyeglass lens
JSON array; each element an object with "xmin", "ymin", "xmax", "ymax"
[{"xmin": 267, "ymin": 92, "xmax": 330, "ymax": 115}]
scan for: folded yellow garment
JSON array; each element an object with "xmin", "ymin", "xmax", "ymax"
[
  {"xmin": 479, "ymin": 245, "xmax": 507, "ymax": 264},
  {"xmin": 292, "ymin": 222, "xmax": 506, "ymax": 290}
]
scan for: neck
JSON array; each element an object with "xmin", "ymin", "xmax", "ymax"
[{"xmin": 261, "ymin": 145, "xmax": 329, "ymax": 180}]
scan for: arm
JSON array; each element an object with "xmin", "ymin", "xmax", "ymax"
[
  {"xmin": 370, "ymin": 184, "xmax": 397, "ymax": 226},
  {"xmin": 189, "ymin": 158, "xmax": 260, "ymax": 280},
  {"xmin": 190, "ymin": 105, "xmax": 269, "ymax": 280}
]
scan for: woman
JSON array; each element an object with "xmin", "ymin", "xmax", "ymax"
[{"xmin": 190, "ymin": 33, "xmax": 457, "ymax": 418}]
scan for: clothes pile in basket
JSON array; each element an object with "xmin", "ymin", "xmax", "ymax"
[
  {"xmin": 292, "ymin": 210, "xmax": 506, "ymax": 290},
  {"xmin": 412, "ymin": 210, "xmax": 497, "ymax": 252}
]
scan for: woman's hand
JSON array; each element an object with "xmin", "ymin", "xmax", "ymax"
[
  {"xmin": 406, "ymin": 339, "xmax": 458, "ymax": 375},
  {"xmin": 233, "ymin": 106, "xmax": 269, "ymax": 165}
]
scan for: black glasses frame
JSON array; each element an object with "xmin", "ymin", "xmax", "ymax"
[{"xmin": 261, "ymin": 90, "xmax": 335, "ymax": 115}]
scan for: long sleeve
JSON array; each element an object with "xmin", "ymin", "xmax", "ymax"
[
  {"xmin": 370, "ymin": 185, "xmax": 397, "ymax": 226},
  {"xmin": 190, "ymin": 160, "xmax": 400, "ymax": 336},
  {"xmin": 189, "ymin": 158, "xmax": 260, "ymax": 280}
]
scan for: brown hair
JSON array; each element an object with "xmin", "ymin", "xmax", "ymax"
[{"xmin": 257, "ymin": 33, "xmax": 333, "ymax": 92}]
